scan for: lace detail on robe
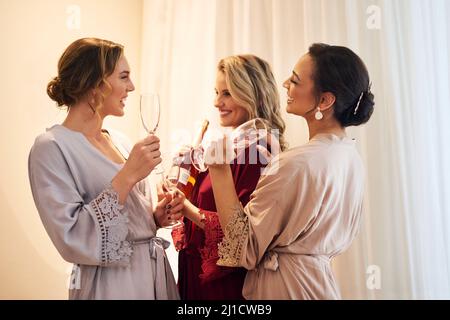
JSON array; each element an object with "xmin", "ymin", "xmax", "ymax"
[
  {"xmin": 217, "ymin": 203, "xmax": 249, "ymax": 267},
  {"xmin": 90, "ymin": 184, "xmax": 133, "ymax": 266},
  {"xmin": 171, "ymin": 225, "xmax": 186, "ymax": 252},
  {"xmin": 199, "ymin": 210, "xmax": 234, "ymax": 282}
]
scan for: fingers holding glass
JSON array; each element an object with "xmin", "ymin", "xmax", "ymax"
[{"xmin": 161, "ymin": 167, "xmax": 185, "ymax": 229}]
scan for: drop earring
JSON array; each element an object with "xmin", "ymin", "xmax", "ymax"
[
  {"xmin": 88, "ymin": 100, "xmax": 96, "ymax": 114},
  {"xmin": 315, "ymin": 107, "xmax": 323, "ymax": 120},
  {"xmin": 89, "ymin": 92, "xmax": 96, "ymax": 114}
]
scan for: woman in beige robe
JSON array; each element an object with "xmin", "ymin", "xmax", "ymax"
[{"xmin": 206, "ymin": 43, "xmax": 375, "ymax": 299}]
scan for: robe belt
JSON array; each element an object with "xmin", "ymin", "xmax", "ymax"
[
  {"xmin": 69, "ymin": 237, "xmax": 172, "ymax": 299},
  {"xmin": 262, "ymin": 251, "xmax": 279, "ymax": 271},
  {"xmin": 130, "ymin": 237, "xmax": 172, "ymax": 299},
  {"xmin": 262, "ymin": 251, "xmax": 331, "ymax": 272}
]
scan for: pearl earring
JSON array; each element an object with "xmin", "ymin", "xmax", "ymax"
[{"xmin": 315, "ymin": 108, "xmax": 323, "ymax": 120}]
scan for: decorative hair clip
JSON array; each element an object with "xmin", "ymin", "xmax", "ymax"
[
  {"xmin": 354, "ymin": 82, "xmax": 372, "ymax": 115},
  {"xmin": 354, "ymin": 91, "xmax": 364, "ymax": 115}
]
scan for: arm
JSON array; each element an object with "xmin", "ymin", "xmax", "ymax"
[
  {"xmin": 182, "ymin": 146, "xmax": 265, "ymax": 231},
  {"xmin": 208, "ymin": 165, "xmax": 242, "ymax": 233},
  {"xmin": 155, "ymin": 181, "xmax": 205, "ymax": 229},
  {"xmin": 111, "ymin": 171, "xmax": 135, "ymax": 205},
  {"xmin": 205, "ymin": 136, "xmax": 266, "ymax": 232},
  {"xmin": 29, "ymin": 136, "xmax": 133, "ymax": 266},
  {"xmin": 182, "ymin": 199, "xmax": 205, "ymax": 229},
  {"xmin": 210, "ymin": 152, "xmax": 321, "ymax": 270},
  {"xmin": 112, "ymin": 134, "xmax": 162, "ymax": 204},
  {"xmin": 198, "ymin": 155, "xmax": 264, "ymax": 280}
]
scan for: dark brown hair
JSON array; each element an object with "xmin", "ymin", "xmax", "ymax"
[
  {"xmin": 47, "ymin": 38, "xmax": 124, "ymax": 108},
  {"xmin": 309, "ymin": 43, "xmax": 375, "ymax": 127}
]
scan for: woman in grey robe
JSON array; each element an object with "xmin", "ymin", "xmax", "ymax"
[{"xmin": 28, "ymin": 38, "xmax": 180, "ymax": 300}]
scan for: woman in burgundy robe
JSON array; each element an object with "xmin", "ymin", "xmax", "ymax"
[{"xmin": 172, "ymin": 55, "xmax": 287, "ymax": 300}]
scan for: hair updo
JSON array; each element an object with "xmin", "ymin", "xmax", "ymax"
[
  {"xmin": 308, "ymin": 43, "xmax": 375, "ymax": 127},
  {"xmin": 46, "ymin": 77, "xmax": 66, "ymax": 107},
  {"xmin": 47, "ymin": 38, "xmax": 124, "ymax": 108}
]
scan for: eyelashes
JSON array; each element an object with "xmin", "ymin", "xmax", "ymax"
[{"xmin": 215, "ymin": 90, "xmax": 231, "ymax": 96}]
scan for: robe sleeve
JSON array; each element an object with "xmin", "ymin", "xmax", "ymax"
[
  {"xmin": 199, "ymin": 147, "xmax": 265, "ymax": 281},
  {"xmin": 217, "ymin": 154, "xmax": 322, "ymax": 270},
  {"xmin": 28, "ymin": 135, "xmax": 132, "ymax": 267}
]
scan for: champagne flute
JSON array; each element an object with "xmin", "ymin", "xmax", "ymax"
[
  {"xmin": 139, "ymin": 93, "xmax": 160, "ymax": 134},
  {"xmin": 163, "ymin": 163, "xmax": 184, "ymax": 229},
  {"xmin": 139, "ymin": 93, "xmax": 164, "ymax": 176},
  {"xmin": 140, "ymin": 93, "xmax": 183, "ymax": 229}
]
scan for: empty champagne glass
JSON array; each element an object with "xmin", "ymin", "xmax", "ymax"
[
  {"xmin": 140, "ymin": 93, "xmax": 184, "ymax": 229},
  {"xmin": 162, "ymin": 163, "xmax": 184, "ymax": 229},
  {"xmin": 140, "ymin": 93, "xmax": 164, "ymax": 176}
]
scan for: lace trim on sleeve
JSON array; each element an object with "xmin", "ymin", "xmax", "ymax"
[
  {"xmin": 199, "ymin": 210, "xmax": 232, "ymax": 281},
  {"xmin": 90, "ymin": 184, "xmax": 133, "ymax": 266},
  {"xmin": 217, "ymin": 203, "xmax": 249, "ymax": 267},
  {"xmin": 171, "ymin": 224, "xmax": 186, "ymax": 252},
  {"xmin": 200, "ymin": 211, "xmax": 223, "ymax": 261}
]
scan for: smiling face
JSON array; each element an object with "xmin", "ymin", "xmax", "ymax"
[
  {"xmin": 98, "ymin": 55, "xmax": 135, "ymax": 117},
  {"xmin": 214, "ymin": 71, "xmax": 248, "ymax": 128},
  {"xmin": 283, "ymin": 54, "xmax": 319, "ymax": 117}
]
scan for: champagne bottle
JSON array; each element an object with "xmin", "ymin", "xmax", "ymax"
[{"xmin": 176, "ymin": 120, "xmax": 209, "ymax": 199}]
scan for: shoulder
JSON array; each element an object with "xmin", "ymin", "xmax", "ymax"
[
  {"xmin": 279, "ymin": 137, "xmax": 361, "ymax": 177},
  {"xmin": 264, "ymin": 146, "xmax": 310, "ymax": 174},
  {"xmin": 262, "ymin": 140, "xmax": 332, "ymax": 180},
  {"xmin": 30, "ymin": 126, "xmax": 61, "ymax": 155},
  {"xmin": 29, "ymin": 125, "xmax": 68, "ymax": 164}
]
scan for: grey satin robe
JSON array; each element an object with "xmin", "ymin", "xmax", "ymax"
[{"xmin": 28, "ymin": 125, "xmax": 179, "ymax": 300}]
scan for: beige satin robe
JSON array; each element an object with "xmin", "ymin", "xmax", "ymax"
[{"xmin": 218, "ymin": 133, "xmax": 364, "ymax": 300}]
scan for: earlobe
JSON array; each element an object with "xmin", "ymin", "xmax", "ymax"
[
  {"xmin": 89, "ymin": 90, "xmax": 96, "ymax": 103},
  {"xmin": 320, "ymin": 92, "xmax": 336, "ymax": 112}
]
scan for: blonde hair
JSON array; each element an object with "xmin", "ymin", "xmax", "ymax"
[
  {"xmin": 47, "ymin": 38, "xmax": 124, "ymax": 109},
  {"xmin": 218, "ymin": 55, "xmax": 287, "ymax": 151}
]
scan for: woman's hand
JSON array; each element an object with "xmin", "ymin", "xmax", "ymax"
[
  {"xmin": 123, "ymin": 134, "xmax": 162, "ymax": 183},
  {"xmin": 166, "ymin": 188, "xmax": 185, "ymax": 222},
  {"xmin": 157, "ymin": 178, "xmax": 205, "ymax": 228},
  {"xmin": 154, "ymin": 187, "xmax": 185, "ymax": 227},
  {"xmin": 112, "ymin": 134, "xmax": 161, "ymax": 204}
]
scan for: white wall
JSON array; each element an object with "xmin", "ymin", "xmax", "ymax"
[{"xmin": 0, "ymin": 0, "xmax": 143, "ymax": 299}]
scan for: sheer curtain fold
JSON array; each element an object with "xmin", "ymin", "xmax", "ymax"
[{"xmin": 141, "ymin": 0, "xmax": 450, "ymax": 299}]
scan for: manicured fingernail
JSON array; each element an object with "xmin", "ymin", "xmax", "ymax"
[
  {"xmin": 166, "ymin": 205, "xmax": 172, "ymax": 209},
  {"xmin": 166, "ymin": 210, "xmax": 171, "ymax": 214}
]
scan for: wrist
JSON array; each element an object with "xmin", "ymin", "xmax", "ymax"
[
  {"xmin": 154, "ymin": 210, "xmax": 162, "ymax": 229},
  {"xmin": 184, "ymin": 201, "xmax": 205, "ymax": 229},
  {"xmin": 111, "ymin": 171, "xmax": 135, "ymax": 204},
  {"xmin": 207, "ymin": 163, "xmax": 227, "ymax": 171},
  {"xmin": 208, "ymin": 164, "xmax": 232, "ymax": 181},
  {"xmin": 118, "ymin": 169, "xmax": 136, "ymax": 190}
]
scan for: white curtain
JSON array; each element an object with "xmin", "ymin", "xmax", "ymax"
[{"xmin": 141, "ymin": 0, "xmax": 450, "ymax": 299}]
